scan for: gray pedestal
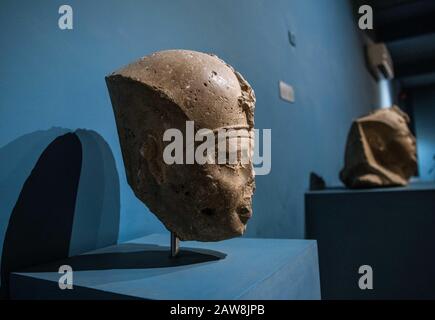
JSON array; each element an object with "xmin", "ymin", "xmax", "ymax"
[
  {"xmin": 10, "ymin": 233, "xmax": 321, "ymax": 300},
  {"xmin": 306, "ymin": 181, "xmax": 435, "ymax": 299}
]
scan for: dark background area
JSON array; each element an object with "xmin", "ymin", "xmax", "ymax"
[{"xmin": 353, "ymin": 0, "xmax": 435, "ymax": 180}]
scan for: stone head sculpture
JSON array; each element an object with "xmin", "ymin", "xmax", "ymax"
[
  {"xmin": 106, "ymin": 50, "xmax": 256, "ymax": 241},
  {"xmin": 340, "ymin": 106, "xmax": 417, "ymax": 188}
]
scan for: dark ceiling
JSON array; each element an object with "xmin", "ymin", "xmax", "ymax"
[
  {"xmin": 368, "ymin": 0, "xmax": 435, "ymax": 42},
  {"xmin": 353, "ymin": 0, "xmax": 435, "ymax": 88}
]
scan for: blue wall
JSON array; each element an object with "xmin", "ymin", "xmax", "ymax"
[
  {"xmin": 0, "ymin": 0, "xmax": 377, "ymax": 243},
  {"xmin": 412, "ymin": 85, "xmax": 435, "ymax": 181}
]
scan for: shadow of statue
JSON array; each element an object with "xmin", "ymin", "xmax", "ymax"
[
  {"xmin": 0, "ymin": 128, "xmax": 120, "ymax": 298},
  {"xmin": 18, "ymin": 243, "xmax": 226, "ymax": 273}
]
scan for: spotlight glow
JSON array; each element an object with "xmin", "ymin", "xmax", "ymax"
[{"xmin": 378, "ymin": 79, "xmax": 393, "ymax": 109}]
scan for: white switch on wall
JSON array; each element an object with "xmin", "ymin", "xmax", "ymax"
[{"xmin": 279, "ymin": 81, "xmax": 295, "ymax": 103}]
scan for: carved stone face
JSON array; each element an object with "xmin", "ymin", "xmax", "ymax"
[
  {"xmin": 340, "ymin": 106, "xmax": 417, "ymax": 188},
  {"xmin": 106, "ymin": 50, "xmax": 256, "ymax": 241}
]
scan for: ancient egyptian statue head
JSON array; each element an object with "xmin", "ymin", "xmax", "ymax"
[
  {"xmin": 106, "ymin": 50, "xmax": 256, "ymax": 241},
  {"xmin": 340, "ymin": 106, "xmax": 417, "ymax": 188}
]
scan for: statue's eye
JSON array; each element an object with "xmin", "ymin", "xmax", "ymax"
[{"xmin": 214, "ymin": 136, "xmax": 253, "ymax": 166}]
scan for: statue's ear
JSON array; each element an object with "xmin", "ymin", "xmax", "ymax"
[
  {"xmin": 361, "ymin": 122, "xmax": 387, "ymax": 153},
  {"xmin": 368, "ymin": 131, "xmax": 386, "ymax": 152},
  {"xmin": 140, "ymin": 134, "xmax": 165, "ymax": 185}
]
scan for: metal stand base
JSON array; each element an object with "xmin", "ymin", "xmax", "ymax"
[{"xmin": 170, "ymin": 232, "xmax": 179, "ymax": 258}]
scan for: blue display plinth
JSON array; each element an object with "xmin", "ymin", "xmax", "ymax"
[
  {"xmin": 10, "ymin": 233, "xmax": 321, "ymax": 300},
  {"xmin": 306, "ymin": 181, "xmax": 435, "ymax": 299}
]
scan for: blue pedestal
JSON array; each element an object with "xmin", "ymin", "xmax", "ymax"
[
  {"xmin": 10, "ymin": 233, "xmax": 321, "ymax": 300},
  {"xmin": 306, "ymin": 181, "xmax": 435, "ymax": 299}
]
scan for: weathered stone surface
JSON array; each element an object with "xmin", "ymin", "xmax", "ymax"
[
  {"xmin": 340, "ymin": 106, "xmax": 417, "ymax": 188},
  {"xmin": 106, "ymin": 50, "xmax": 256, "ymax": 241}
]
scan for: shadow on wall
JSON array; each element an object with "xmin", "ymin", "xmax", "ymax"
[
  {"xmin": 21, "ymin": 243, "xmax": 226, "ymax": 273},
  {"xmin": 0, "ymin": 128, "xmax": 120, "ymax": 298}
]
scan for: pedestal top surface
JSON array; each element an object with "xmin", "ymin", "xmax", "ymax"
[
  {"xmin": 13, "ymin": 233, "xmax": 319, "ymax": 300},
  {"xmin": 306, "ymin": 180, "xmax": 435, "ymax": 195}
]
